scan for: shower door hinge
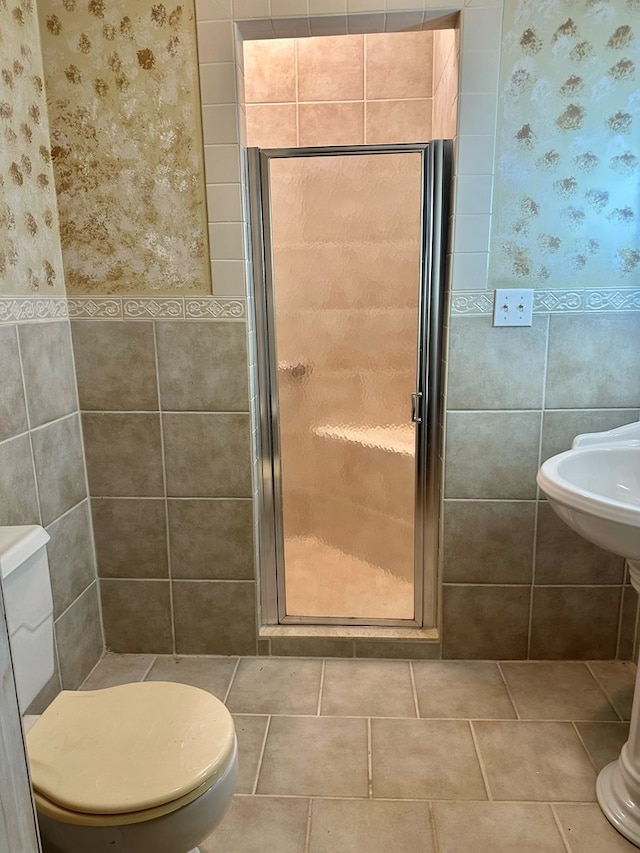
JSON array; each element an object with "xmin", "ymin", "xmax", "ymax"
[{"xmin": 411, "ymin": 392, "xmax": 422, "ymax": 423}]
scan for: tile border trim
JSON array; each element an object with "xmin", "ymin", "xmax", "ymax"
[
  {"xmin": 451, "ymin": 288, "xmax": 640, "ymax": 316},
  {"xmin": 0, "ymin": 297, "xmax": 69, "ymax": 324},
  {"xmin": 65, "ymin": 296, "xmax": 247, "ymax": 321}
]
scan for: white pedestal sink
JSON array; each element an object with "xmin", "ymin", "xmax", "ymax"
[{"xmin": 537, "ymin": 420, "xmax": 640, "ymax": 847}]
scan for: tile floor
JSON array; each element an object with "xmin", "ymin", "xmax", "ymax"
[{"xmin": 81, "ymin": 654, "xmax": 639, "ymax": 852}]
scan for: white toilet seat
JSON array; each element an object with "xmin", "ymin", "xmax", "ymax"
[{"xmin": 27, "ymin": 682, "xmax": 236, "ymax": 827}]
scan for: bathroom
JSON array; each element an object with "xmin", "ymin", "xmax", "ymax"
[{"xmin": 1, "ymin": 0, "xmax": 640, "ymax": 848}]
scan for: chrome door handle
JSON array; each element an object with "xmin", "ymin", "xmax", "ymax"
[{"xmin": 411, "ymin": 392, "xmax": 422, "ymax": 423}]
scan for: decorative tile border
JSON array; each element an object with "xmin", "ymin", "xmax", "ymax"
[
  {"xmin": 66, "ymin": 296, "xmax": 247, "ymax": 321},
  {"xmin": 451, "ymin": 288, "xmax": 640, "ymax": 316},
  {"xmin": 0, "ymin": 298, "xmax": 69, "ymax": 323}
]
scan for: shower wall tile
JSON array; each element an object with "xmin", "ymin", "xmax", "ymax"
[
  {"xmin": 298, "ymin": 102, "xmax": 365, "ymax": 147},
  {"xmin": 82, "ymin": 413, "xmax": 164, "ymax": 497},
  {"xmin": 546, "ymin": 315, "xmax": 640, "ymax": 409},
  {"xmin": 444, "ymin": 411, "xmax": 541, "ymax": 500},
  {"xmin": 442, "ymin": 584, "xmax": 530, "ymax": 660},
  {"xmin": 535, "ymin": 503, "xmax": 625, "ymax": 587},
  {"xmin": 46, "ymin": 501, "xmax": 96, "ymax": 619},
  {"xmin": 442, "ymin": 500, "xmax": 535, "ymax": 585},
  {"xmin": 0, "ymin": 326, "xmax": 28, "ymax": 443},
  {"xmin": 31, "ymin": 415, "xmax": 87, "ymax": 526},
  {"xmin": 168, "ymin": 499, "xmax": 254, "ymax": 579},
  {"xmin": 19, "ymin": 322, "xmax": 78, "ymax": 428},
  {"xmin": 101, "ymin": 579, "xmax": 173, "ymax": 654},
  {"xmin": 71, "ymin": 322, "xmax": 158, "ymax": 412},
  {"xmin": 54, "ymin": 583, "xmax": 103, "ymax": 689},
  {"xmin": 156, "ymin": 322, "xmax": 249, "ymax": 411},
  {"xmin": 163, "ymin": 413, "xmax": 252, "ymax": 497},
  {"xmin": 297, "ymin": 36, "xmax": 364, "ymax": 101},
  {"xmin": 365, "ymin": 99, "xmax": 432, "ymax": 144},
  {"xmin": 246, "ymin": 104, "xmax": 298, "ymax": 149},
  {"xmin": 530, "ymin": 587, "xmax": 622, "ymax": 660},
  {"xmin": 365, "ymin": 31, "xmax": 433, "ymax": 99},
  {"xmin": 173, "ymin": 580, "xmax": 257, "ymax": 654},
  {"xmin": 92, "ymin": 499, "xmax": 169, "ymax": 580},
  {"xmin": 447, "ymin": 316, "xmax": 547, "ymax": 410},
  {"xmin": 243, "ymin": 39, "xmax": 296, "ymax": 103}
]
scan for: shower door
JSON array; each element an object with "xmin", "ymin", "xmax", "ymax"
[{"xmin": 249, "ymin": 142, "xmax": 451, "ymax": 628}]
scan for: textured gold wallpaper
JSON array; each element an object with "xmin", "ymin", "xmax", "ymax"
[
  {"xmin": 490, "ymin": 0, "xmax": 640, "ymax": 287},
  {"xmin": 38, "ymin": 0, "xmax": 210, "ymax": 295},
  {"xmin": 0, "ymin": 0, "xmax": 65, "ymax": 295}
]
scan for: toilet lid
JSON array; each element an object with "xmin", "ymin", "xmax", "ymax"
[{"xmin": 26, "ymin": 682, "xmax": 235, "ymax": 816}]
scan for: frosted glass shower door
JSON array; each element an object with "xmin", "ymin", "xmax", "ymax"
[{"xmin": 268, "ymin": 150, "xmax": 424, "ymax": 622}]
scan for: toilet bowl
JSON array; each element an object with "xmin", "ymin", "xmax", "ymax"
[{"xmin": 0, "ymin": 525, "xmax": 237, "ymax": 853}]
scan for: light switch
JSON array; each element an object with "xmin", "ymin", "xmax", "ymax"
[{"xmin": 493, "ymin": 288, "xmax": 534, "ymax": 327}]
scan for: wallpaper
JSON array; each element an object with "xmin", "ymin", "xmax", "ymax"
[
  {"xmin": 0, "ymin": 0, "xmax": 65, "ymax": 295},
  {"xmin": 38, "ymin": 0, "xmax": 210, "ymax": 295},
  {"xmin": 490, "ymin": 0, "xmax": 640, "ymax": 287}
]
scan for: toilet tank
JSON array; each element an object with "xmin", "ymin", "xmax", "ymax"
[{"xmin": 0, "ymin": 525, "xmax": 54, "ymax": 713}]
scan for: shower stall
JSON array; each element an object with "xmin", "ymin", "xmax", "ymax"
[{"xmin": 249, "ymin": 140, "xmax": 451, "ymax": 628}]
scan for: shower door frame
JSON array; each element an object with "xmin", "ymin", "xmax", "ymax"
[{"xmin": 248, "ymin": 141, "xmax": 451, "ymax": 630}]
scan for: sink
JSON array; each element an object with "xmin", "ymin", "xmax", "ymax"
[
  {"xmin": 537, "ymin": 420, "xmax": 640, "ymax": 847},
  {"xmin": 537, "ymin": 420, "xmax": 640, "ymax": 560}
]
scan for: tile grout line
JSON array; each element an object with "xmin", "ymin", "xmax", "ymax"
[
  {"xmin": 570, "ymin": 721, "xmax": 600, "ymax": 774},
  {"xmin": 251, "ymin": 714, "xmax": 272, "ymax": 796},
  {"xmin": 549, "ymin": 803, "xmax": 574, "ymax": 853},
  {"xmin": 468, "ymin": 720, "xmax": 493, "ymax": 802},
  {"xmin": 584, "ymin": 662, "xmax": 625, "ymax": 723},
  {"xmin": 303, "ymin": 798, "xmax": 313, "ymax": 853},
  {"xmin": 367, "ymin": 717, "xmax": 373, "ymax": 799},
  {"xmin": 140, "ymin": 655, "xmax": 158, "ymax": 681},
  {"xmin": 496, "ymin": 662, "xmax": 520, "ymax": 720},
  {"xmin": 223, "ymin": 657, "xmax": 242, "ymax": 705},
  {"xmin": 409, "ymin": 660, "xmax": 420, "ymax": 718},
  {"xmin": 427, "ymin": 801, "xmax": 441, "ymax": 853},
  {"xmin": 316, "ymin": 659, "xmax": 326, "ymax": 716}
]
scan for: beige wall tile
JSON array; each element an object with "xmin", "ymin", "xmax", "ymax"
[
  {"xmin": 156, "ymin": 321, "xmax": 249, "ymax": 412},
  {"xmin": 19, "ymin": 321, "xmax": 77, "ymax": 428},
  {"xmin": 168, "ymin": 499, "xmax": 254, "ymax": 579},
  {"xmin": 71, "ymin": 321, "xmax": 158, "ymax": 412},
  {"xmin": 0, "ymin": 326, "xmax": 27, "ymax": 442},
  {"xmin": 530, "ymin": 587, "xmax": 622, "ymax": 660},
  {"xmin": 46, "ymin": 501, "xmax": 96, "ymax": 618},
  {"xmin": 540, "ymin": 409, "xmax": 640, "ymax": 464},
  {"xmin": 54, "ymin": 582, "xmax": 103, "ymax": 689},
  {"xmin": 365, "ymin": 99, "xmax": 432, "ymax": 144},
  {"xmin": 297, "ymin": 35, "xmax": 364, "ymax": 101},
  {"xmin": 0, "ymin": 435, "xmax": 40, "ymax": 525},
  {"xmin": 365, "ymin": 31, "xmax": 433, "ymax": 100},
  {"xmin": 269, "ymin": 637, "xmax": 355, "ymax": 657},
  {"xmin": 92, "ymin": 498, "xmax": 168, "ymax": 579},
  {"xmin": 442, "ymin": 585, "xmax": 530, "ymax": 660},
  {"xmin": 244, "ymin": 39, "xmax": 296, "ymax": 103},
  {"xmin": 443, "ymin": 500, "xmax": 535, "ymax": 584},
  {"xmin": 354, "ymin": 639, "xmax": 440, "ymax": 659},
  {"xmin": 298, "ymin": 102, "xmax": 364, "ymax": 146},
  {"xmin": 163, "ymin": 413, "xmax": 252, "ymax": 497},
  {"xmin": 82, "ymin": 413, "xmax": 164, "ymax": 497},
  {"xmin": 246, "ymin": 103, "xmax": 297, "ymax": 148},
  {"xmin": 32, "ymin": 414, "xmax": 87, "ymax": 525},
  {"xmin": 101, "ymin": 579, "xmax": 173, "ymax": 654},
  {"xmin": 173, "ymin": 580, "xmax": 257, "ymax": 654}
]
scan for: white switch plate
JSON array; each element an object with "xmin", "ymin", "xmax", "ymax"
[{"xmin": 493, "ymin": 288, "xmax": 534, "ymax": 327}]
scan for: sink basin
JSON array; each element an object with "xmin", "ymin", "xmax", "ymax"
[
  {"xmin": 538, "ymin": 420, "xmax": 640, "ymax": 848},
  {"xmin": 537, "ymin": 421, "xmax": 640, "ymax": 560}
]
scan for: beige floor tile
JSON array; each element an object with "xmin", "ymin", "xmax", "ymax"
[
  {"xmin": 575, "ymin": 721, "xmax": 629, "ymax": 772},
  {"xmin": 588, "ymin": 662, "xmax": 637, "ymax": 721},
  {"xmin": 321, "ymin": 659, "xmax": 416, "ymax": 717},
  {"xmin": 413, "ymin": 661, "xmax": 516, "ymax": 719},
  {"xmin": 554, "ymin": 803, "xmax": 638, "ymax": 852},
  {"xmin": 309, "ymin": 799, "xmax": 434, "ymax": 853},
  {"xmin": 226, "ymin": 658, "xmax": 323, "ymax": 715},
  {"xmin": 80, "ymin": 653, "xmax": 155, "ymax": 690},
  {"xmin": 257, "ymin": 716, "xmax": 369, "ymax": 797},
  {"xmin": 145, "ymin": 655, "xmax": 237, "ymax": 698},
  {"xmin": 233, "ymin": 715, "xmax": 269, "ymax": 795},
  {"xmin": 371, "ymin": 719, "xmax": 486, "ymax": 800},
  {"xmin": 201, "ymin": 795, "xmax": 309, "ymax": 853},
  {"xmin": 501, "ymin": 662, "xmax": 618, "ymax": 721},
  {"xmin": 433, "ymin": 802, "xmax": 566, "ymax": 852},
  {"xmin": 473, "ymin": 721, "xmax": 597, "ymax": 802}
]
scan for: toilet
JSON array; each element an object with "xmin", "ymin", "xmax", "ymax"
[{"xmin": 0, "ymin": 525, "xmax": 237, "ymax": 853}]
